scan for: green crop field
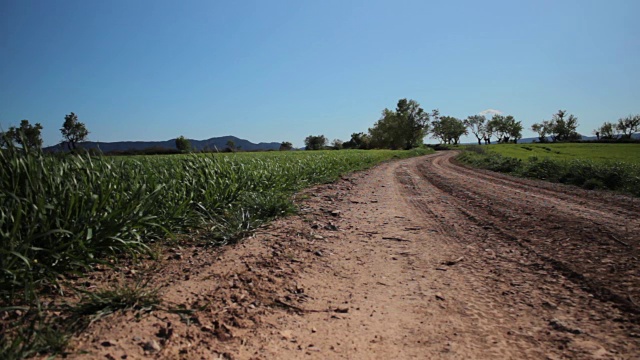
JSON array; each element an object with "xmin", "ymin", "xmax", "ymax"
[
  {"xmin": 457, "ymin": 143, "xmax": 640, "ymax": 196},
  {"xmin": 1, "ymin": 147, "xmax": 431, "ymax": 302},
  {"xmin": 483, "ymin": 143, "xmax": 640, "ymax": 164}
]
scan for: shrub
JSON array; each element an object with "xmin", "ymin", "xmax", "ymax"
[{"xmin": 458, "ymin": 151, "xmax": 640, "ymax": 196}]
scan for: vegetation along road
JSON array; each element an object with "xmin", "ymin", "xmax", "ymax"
[{"xmin": 69, "ymin": 151, "xmax": 640, "ymax": 359}]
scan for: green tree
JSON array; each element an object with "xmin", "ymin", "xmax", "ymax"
[
  {"xmin": 488, "ymin": 115, "xmax": 522, "ymax": 143},
  {"xmin": 487, "ymin": 115, "xmax": 507, "ymax": 143},
  {"xmin": 503, "ymin": 115, "xmax": 523, "ymax": 143},
  {"xmin": 546, "ymin": 110, "xmax": 580, "ymax": 142},
  {"xmin": 343, "ymin": 132, "xmax": 370, "ymax": 149},
  {"xmin": 432, "ymin": 116, "xmax": 467, "ymax": 144},
  {"xmin": 531, "ymin": 122, "xmax": 549, "ymax": 142},
  {"xmin": 595, "ymin": 122, "xmax": 616, "ymax": 140},
  {"xmin": 369, "ymin": 99, "xmax": 430, "ymax": 149},
  {"xmin": 175, "ymin": 135, "xmax": 191, "ymax": 152},
  {"xmin": 509, "ymin": 119, "xmax": 524, "ymax": 143},
  {"xmin": 464, "ymin": 115, "xmax": 486, "ymax": 145},
  {"xmin": 279, "ymin": 141, "xmax": 293, "ymax": 151},
  {"xmin": 0, "ymin": 131, "xmax": 7, "ymax": 148},
  {"xmin": 331, "ymin": 139, "xmax": 343, "ymax": 150},
  {"xmin": 60, "ymin": 112, "xmax": 89, "ymax": 150},
  {"xmin": 615, "ymin": 115, "xmax": 640, "ymax": 139},
  {"xmin": 226, "ymin": 139, "xmax": 236, "ymax": 152},
  {"xmin": 6, "ymin": 119, "xmax": 43, "ymax": 149},
  {"xmin": 304, "ymin": 135, "xmax": 327, "ymax": 150}
]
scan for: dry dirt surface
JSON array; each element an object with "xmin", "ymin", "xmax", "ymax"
[{"xmin": 68, "ymin": 151, "xmax": 640, "ymax": 359}]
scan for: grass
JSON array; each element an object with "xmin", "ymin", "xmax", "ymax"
[
  {"xmin": 68, "ymin": 282, "xmax": 161, "ymax": 329},
  {"xmin": 457, "ymin": 143, "xmax": 640, "ymax": 196},
  {"xmin": 0, "ymin": 141, "xmax": 432, "ymax": 357},
  {"xmin": 0, "ymin": 282, "xmax": 160, "ymax": 360},
  {"xmin": 484, "ymin": 143, "xmax": 640, "ymax": 164}
]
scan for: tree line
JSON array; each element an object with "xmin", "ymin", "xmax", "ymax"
[
  {"xmin": 3, "ymin": 105, "xmax": 638, "ymax": 153},
  {"xmin": 1, "ymin": 112, "xmax": 89, "ymax": 151},
  {"xmin": 302, "ymin": 99, "xmax": 639, "ymax": 150},
  {"xmin": 303, "ymin": 99, "xmax": 526, "ymax": 150}
]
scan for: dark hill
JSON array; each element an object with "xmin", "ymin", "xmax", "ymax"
[{"xmin": 45, "ymin": 136, "xmax": 281, "ymax": 153}]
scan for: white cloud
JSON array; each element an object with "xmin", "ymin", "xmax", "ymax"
[{"xmin": 479, "ymin": 109, "xmax": 503, "ymax": 116}]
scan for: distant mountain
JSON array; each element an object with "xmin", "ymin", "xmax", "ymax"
[{"xmin": 45, "ymin": 136, "xmax": 282, "ymax": 153}]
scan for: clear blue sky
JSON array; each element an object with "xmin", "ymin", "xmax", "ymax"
[{"xmin": 1, "ymin": 0, "xmax": 638, "ymax": 147}]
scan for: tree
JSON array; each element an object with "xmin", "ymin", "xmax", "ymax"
[
  {"xmin": 279, "ymin": 141, "xmax": 293, "ymax": 151},
  {"xmin": 531, "ymin": 121, "xmax": 550, "ymax": 142},
  {"xmin": 487, "ymin": 115, "xmax": 506, "ymax": 143},
  {"xmin": 369, "ymin": 108, "xmax": 404, "ymax": 149},
  {"xmin": 615, "ymin": 115, "xmax": 640, "ymax": 139},
  {"xmin": 510, "ymin": 121, "xmax": 524, "ymax": 143},
  {"xmin": 343, "ymin": 132, "xmax": 370, "ymax": 149},
  {"xmin": 464, "ymin": 115, "xmax": 486, "ymax": 145},
  {"xmin": 226, "ymin": 139, "xmax": 236, "ymax": 152},
  {"xmin": 368, "ymin": 99, "xmax": 431, "ymax": 149},
  {"xmin": 331, "ymin": 139, "xmax": 343, "ymax": 150},
  {"xmin": 595, "ymin": 122, "xmax": 616, "ymax": 140},
  {"xmin": 175, "ymin": 136, "xmax": 191, "ymax": 152},
  {"xmin": 431, "ymin": 116, "xmax": 467, "ymax": 144},
  {"xmin": 0, "ymin": 131, "xmax": 7, "ymax": 148},
  {"xmin": 486, "ymin": 115, "xmax": 522, "ymax": 143},
  {"xmin": 60, "ymin": 112, "xmax": 89, "ymax": 150},
  {"xmin": 304, "ymin": 135, "xmax": 327, "ymax": 150},
  {"xmin": 504, "ymin": 116, "xmax": 523, "ymax": 143},
  {"xmin": 6, "ymin": 120, "xmax": 43, "ymax": 149},
  {"xmin": 481, "ymin": 123, "xmax": 494, "ymax": 144},
  {"xmin": 548, "ymin": 110, "xmax": 580, "ymax": 142}
]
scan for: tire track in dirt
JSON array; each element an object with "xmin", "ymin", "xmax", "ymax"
[
  {"xmin": 413, "ymin": 151, "xmax": 640, "ymax": 319},
  {"xmin": 394, "ymin": 153, "xmax": 640, "ymax": 358}
]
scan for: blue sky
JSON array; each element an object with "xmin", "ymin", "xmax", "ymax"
[{"xmin": 1, "ymin": 0, "xmax": 638, "ymax": 147}]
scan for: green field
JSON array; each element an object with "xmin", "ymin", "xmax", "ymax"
[
  {"xmin": 1, "ymin": 147, "xmax": 432, "ymax": 301},
  {"xmin": 457, "ymin": 143, "xmax": 640, "ymax": 196},
  {"xmin": 484, "ymin": 143, "xmax": 640, "ymax": 164}
]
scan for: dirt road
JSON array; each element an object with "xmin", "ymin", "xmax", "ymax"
[{"xmin": 71, "ymin": 151, "xmax": 640, "ymax": 359}]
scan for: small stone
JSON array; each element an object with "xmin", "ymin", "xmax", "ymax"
[
  {"xmin": 280, "ymin": 330, "xmax": 294, "ymax": 340},
  {"xmin": 324, "ymin": 223, "xmax": 338, "ymax": 231},
  {"xmin": 314, "ymin": 251, "xmax": 323, "ymax": 257},
  {"xmin": 331, "ymin": 210, "xmax": 341, "ymax": 217},
  {"xmin": 311, "ymin": 327, "xmax": 317, "ymax": 333},
  {"xmin": 541, "ymin": 301, "xmax": 557, "ymax": 310},
  {"xmin": 101, "ymin": 340, "xmax": 116, "ymax": 347},
  {"xmin": 549, "ymin": 318, "xmax": 582, "ymax": 334},
  {"xmin": 201, "ymin": 325, "xmax": 213, "ymax": 332},
  {"xmin": 435, "ymin": 293, "xmax": 445, "ymax": 301},
  {"xmin": 142, "ymin": 340, "xmax": 161, "ymax": 353}
]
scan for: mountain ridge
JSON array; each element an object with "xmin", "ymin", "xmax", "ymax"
[{"xmin": 45, "ymin": 135, "xmax": 282, "ymax": 152}]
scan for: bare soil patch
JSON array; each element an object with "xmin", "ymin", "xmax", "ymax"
[{"xmin": 67, "ymin": 151, "xmax": 640, "ymax": 359}]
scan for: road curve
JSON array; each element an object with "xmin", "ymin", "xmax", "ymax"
[{"xmin": 412, "ymin": 151, "xmax": 640, "ymax": 317}]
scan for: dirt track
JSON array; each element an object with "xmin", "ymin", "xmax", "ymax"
[{"xmin": 71, "ymin": 151, "xmax": 640, "ymax": 359}]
